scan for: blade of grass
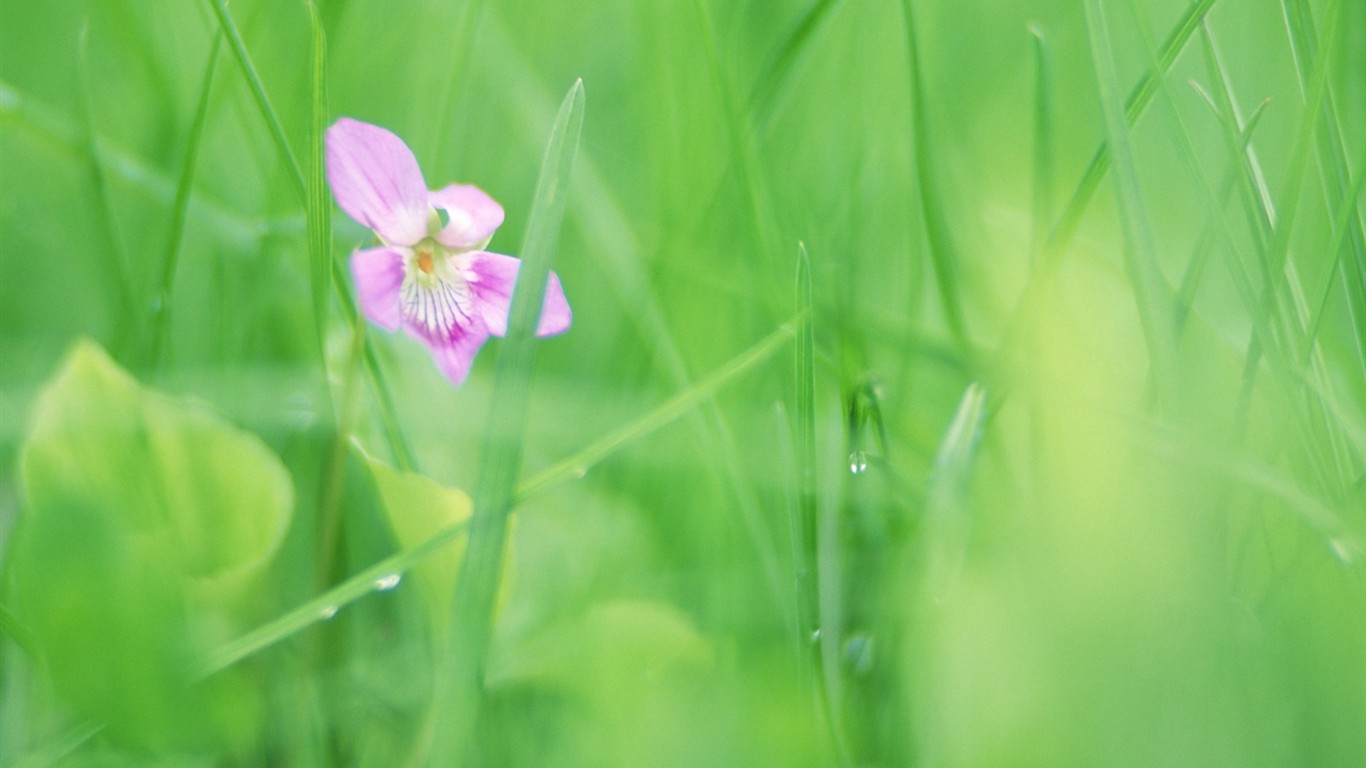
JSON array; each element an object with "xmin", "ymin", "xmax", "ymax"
[
  {"xmin": 1045, "ymin": 0, "xmax": 1218, "ymax": 263},
  {"xmin": 794, "ymin": 243, "xmax": 818, "ymax": 640},
  {"xmin": 747, "ymin": 0, "xmax": 846, "ymax": 140},
  {"xmin": 1304, "ymin": 150, "xmax": 1366, "ymax": 361},
  {"xmin": 11, "ymin": 721, "xmax": 103, "ymax": 768},
  {"xmin": 1199, "ymin": 24, "xmax": 1276, "ymax": 285},
  {"xmin": 517, "ymin": 315, "xmax": 801, "ymax": 501},
  {"xmin": 148, "ymin": 33, "xmax": 221, "ymax": 373},
  {"xmin": 1119, "ymin": 4, "xmax": 1271, "ymax": 353},
  {"xmin": 429, "ymin": 79, "xmax": 584, "ymax": 766},
  {"xmin": 900, "ymin": 0, "xmax": 969, "ymax": 345},
  {"xmin": 207, "ymin": 0, "xmax": 305, "ymax": 201},
  {"xmin": 692, "ymin": 0, "xmax": 782, "ymax": 263},
  {"xmin": 0, "ymin": 77, "xmax": 287, "ymax": 241},
  {"xmin": 198, "ymin": 312, "xmax": 799, "ymax": 680},
  {"xmin": 423, "ymin": 0, "xmax": 486, "ymax": 173},
  {"xmin": 75, "ymin": 23, "xmax": 137, "ymax": 355},
  {"xmin": 1083, "ymin": 0, "xmax": 1179, "ymax": 400},
  {"xmin": 0, "ymin": 604, "xmax": 36, "ymax": 659},
  {"xmin": 1029, "ymin": 25, "xmax": 1054, "ymax": 265},
  {"xmin": 194, "ymin": 516, "xmax": 472, "ymax": 679},
  {"xmin": 207, "ymin": 0, "xmax": 415, "ymax": 471},
  {"xmin": 921, "ymin": 383, "xmax": 988, "ymax": 603},
  {"xmin": 305, "ymin": 0, "xmax": 330, "ymax": 357},
  {"xmin": 1281, "ymin": 0, "xmax": 1366, "ymax": 374}
]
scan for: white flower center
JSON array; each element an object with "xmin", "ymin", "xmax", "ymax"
[{"xmin": 400, "ymin": 238, "xmax": 473, "ymax": 336}]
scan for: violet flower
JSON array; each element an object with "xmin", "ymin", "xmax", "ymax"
[{"xmin": 325, "ymin": 118, "xmax": 571, "ymax": 385}]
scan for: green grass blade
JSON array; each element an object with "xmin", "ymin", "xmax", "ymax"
[
  {"xmin": 305, "ymin": 1, "xmax": 331, "ymax": 356},
  {"xmin": 75, "ymin": 23, "xmax": 137, "ymax": 353},
  {"xmin": 207, "ymin": 0, "xmax": 305, "ymax": 201},
  {"xmin": 748, "ymin": 0, "xmax": 846, "ymax": 140},
  {"xmin": 198, "ymin": 314, "xmax": 797, "ymax": 680},
  {"xmin": 1045, "ymin": 0, "xmax": 1218, "ymax": 262},
  {"xmin": 11, "ymin": 722, "xmax": 103, "ymax": 768},
  {"xmin": 147, "ymin": 33, "xmax": 221, "ymax": 373},
  {"xmin": 692, "ymin": 0, "xmax": 781, "ymax": 261},
  {"xmin": 208, "ymin": 0, "xmax": 416, "ymax": 471},
  {"xmin": 900, "ymin": 0, "xmax": 969, "ymax": 344},
  {"xmin": 1029, "ymin": 25, "xmax": 1054, "ymax": 264},
  {"xmin": 1280, "ymin": 0, "xmax": 1366, "ymax": 372},
  {"xmin": 1304, "ymin": 150, "xmax": 1366, "ymax": 360},
  {"xmin": 0, "ymin": 604, "xmax": 36, "ymax": 659},
  {"xmin": 922, "ymin": 383, "xmax": 988, "ymax": 603},
  {"xmin": 794, "ymin": 243, "xmax": 818, "ymax": 639},
  {"xmin": 430, "ymin": 79, "xmax": 585, "ymax": 766},
  {"xmin": 517, "ymin": 316, "xmax": 800, "ymax": 501},
  {"xmin": 1119, "ymin": 2, "xmax": 1270, "ymax": 351},
  {"xmin": 1083, "ymin": 0, "xmax": 1178, "ymax": 397},
  {"xmin": 195, "ymin": 518, "xmax": 472, "ymax": 679}
]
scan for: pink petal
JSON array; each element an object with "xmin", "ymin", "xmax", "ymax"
[
  {"xmin": 410, "ymin": 314, "xmax": 491, "ymax": 386},
  {"xmin": 467, "ymin": 252, "xmax": 572, "ymax": 338},
  {"xmin": 428, "ymin": 184, "xmax": 505, "ymax": 249},
  {"xmin": 326, "ymin": 118, "xmax": 429, "ymax": 246},
  {"xmin": 350, "ymin": 247, "xmax": 406, "ymax": 331}
]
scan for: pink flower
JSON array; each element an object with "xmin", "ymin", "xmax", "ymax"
[{"xmin": 326, "ymin": 118, "xmax": 571, "ymax": 385}]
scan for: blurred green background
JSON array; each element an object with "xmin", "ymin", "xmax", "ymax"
[{"xmin": 1, "ymin": 0, "xmax": 1363, "ymax": 765}]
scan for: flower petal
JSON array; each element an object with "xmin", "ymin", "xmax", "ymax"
[
  {"xmin": 350, "ymin": 247, "xmax": 407, "ymax": 331},
  {"xmin": 326, "ymin": 118, "xmax": 429, "ymax": 246},
  {"xmin": 429, "ymin": 184, "xmax": 505, "ymax": 249},
  {"xmin": 467, "ymin": 252, "xmax": 572, "ymax": 337},
  {"xmin": 415, "ymin": 315, "xmax": 490, "ymax": 386}
]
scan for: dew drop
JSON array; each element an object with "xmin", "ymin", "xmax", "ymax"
[
  {"xmin": 573, "ymin": 466, "xmax": 589, "ymax": 480},
  {"xmin": 810, "ymin": 628, "xmax": 822, "ymax": 644},
  {"xmin": 374, "ymin": 573, "xmax": 402, "ymax": 591},
  {"xmin": 848, "ymin": 451, "xmax": 868, "ymax": 474},
  {"xmin": 319, "ymin": 605, "xmax": 338, "ymax": 620}
]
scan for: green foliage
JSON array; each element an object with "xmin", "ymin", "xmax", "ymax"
[
  {"xmin": 7, "ymin": 340, "xmax": 291, "ymax": 752},
  {"xmin": 1, "ymin": 0, "xmax": 1364, "ymax": 765}
]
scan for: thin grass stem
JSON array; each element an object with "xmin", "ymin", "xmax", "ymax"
[{"xmin": 148, "ymin": 33, "xmax": 221, "ymax": 373}]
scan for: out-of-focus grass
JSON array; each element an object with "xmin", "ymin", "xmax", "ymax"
[{"xmin": 1, "ymin": 0, "xmax": 1363, "ymax": 766}]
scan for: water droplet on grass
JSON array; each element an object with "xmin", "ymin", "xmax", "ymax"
[
  {"xmin": 848, "ymin": 452, "xmax": 868, "ymax": 474},
  {"xmin": 374, "ymin": 573, "xmax": 402, "ymax": 591},
  {"xmin": 319, "ymin": 605, "xmax": 338, "ymax": 620}
]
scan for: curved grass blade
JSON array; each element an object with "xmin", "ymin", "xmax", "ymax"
[
  {"xmin": 517, "ymin": 316, "xmax": 800, "ymax": 501},
  {"xmin": 207, "ymin": 0, "xmax": 414, "ymax": 470},
  {"xmin": 194, "ymin": 517, "xmax": 472, "ymax": 679},
  {"xmin": 900, "ymin": 0, "xmax": 969, "ymax": 344},
  {"xmin": 747, "ymin": 0, "xmax": 846, "ymax": 140},
  {"xmin": 305, "ymin": 0, "xmax": 331, "ymax": 356},
  {"xmin": 207, "ymin": 0, "xmax": 305, "ymax": 200},
  {"xmin": 76, "ymin": 23, "xmax": 137, "ymax": 353},
  {"xmin": 1045, "ymin": 0, "xmax": 1218, "ymax": 262},
  {"xmin": 1029, "ymin": 25, "xmax": 1054, "ymax": 264},
  {"xmin": 148, "ymin": 33, "xmax": 221, "ymax": 372},
  {"xmin": 1083, "ymin": 0, "xmax": 1178, "ymax": 397},
  {"xmin": 922, "ymin": 383, "xmax": 988, "ymax": 603},
  {"xmin": 430, "ymin": 79, "xmax": 585, "ymax": 766},
  {"xmin": 794, "ymin": 243, "xmax": 818, "ymax": 640},
  {"xmin": 198, "ymin": 313, "xmax": 798, "ymax": 681}
]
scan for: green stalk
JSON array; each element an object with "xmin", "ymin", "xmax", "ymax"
[
  {"xmin": 900, "ymin": 0, "xmax": 969, "ymax": 345},
  {"xmin": 429, "ymin": 80, "xmax": 585, "ymax": 766},
  {"xmin": 1083, "ymin": 0, "xmax": 1178, "ymax": 401},
  {"xmin": 148, "ymin": 33, "xmax": 221, "ymax": 372},
  {"xmin": 207, "ymin": 0, "xmax": 415, "ymax": 469}
]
